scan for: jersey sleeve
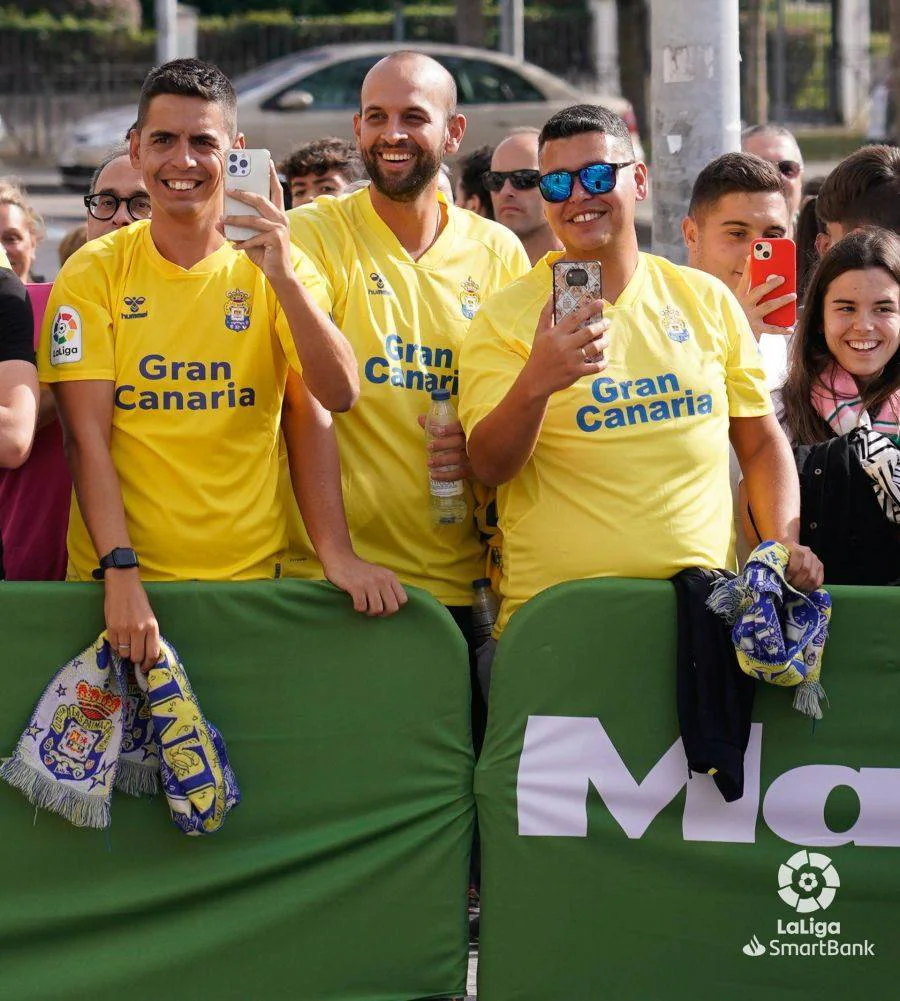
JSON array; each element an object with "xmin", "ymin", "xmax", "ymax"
[
  {"xmin": 721, "ymin": 288, "xmax": 773, "ymax": 418},
  {"xmin": 458, "ymin": 302, "xmax": 530, "ymax": 435},
  {"xmin": 38, "ymin": 253, "xmax": 115, "ymax": 383},
  {"xmin": 287, "ymin": 207, "xmax": 339, "ymax": 314},
  {"xmin": 0, "ymin": 268, "xmax": 35, "ymax": 364},
  {"xmin": 503, "ymin": 237, "xmax": 532, "ymax": 283},
  {"xmin": 271, "ymin": 244, "xmax": 334, "ymax": 375}
]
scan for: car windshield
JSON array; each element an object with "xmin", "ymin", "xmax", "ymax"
[{"xmin": 234, "ymin": 50, "xmax": 331, "ymax": 95}]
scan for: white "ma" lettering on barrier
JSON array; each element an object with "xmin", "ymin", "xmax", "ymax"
[{"xmin": 516, "ymin": 716, "xmax": 900, "ymax": 846}]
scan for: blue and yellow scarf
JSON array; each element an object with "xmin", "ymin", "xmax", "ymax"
[
  {"xmin": 707, "ymin": 541, "xmax": 832, "ymax": 719},
  {"xmin": 1, "ymin": 634, "xmax": 239, "ymax": 834}
]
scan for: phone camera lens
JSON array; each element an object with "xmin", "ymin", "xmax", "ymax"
[
  {"xmin": 763, "ymin": 250, "xmax": 771, "ymax": 259},
  {"xmin": 567, "ymin": 268, "xmax": 589, "ymax": 287},
  {"xmin": 240, "ymin": 159, "xmax": 248, "ymax": 170}
]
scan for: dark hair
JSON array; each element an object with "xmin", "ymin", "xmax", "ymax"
[
  {"xmin": 796, "ymin": 195, "xmax": 825, "ymax": 298},
  {"xmin": 279, "ymin": 137, "xmax": 364, "ymax": 183},
  {"xmin": 782, "ymin": 227, "xmax": 900, "ymax": 444},
  {"xmin": 455, "ymin": 145, "xmax": 495, "ymax": 220},
  {"xmin": 136, "ymin": 58, "xmax": 237, "ymax": 138},
  {"xmin": 687, "ymin": 152, "xmax": 787, "ymax": 218},
  {"xmin": 538, "ymin": 104, "xmax": 634, "ymax": 158},
  {"xmin": 816, "ymin": 144, "xmax": 900, "ymax": 229},
  {"xmin": 89, "ymin": 141, "xmax": 131, "ymax": 194}
]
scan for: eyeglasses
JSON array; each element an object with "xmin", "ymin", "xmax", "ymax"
[
  {"xmin": 84, "ymin": 193, "xmax": 152, "ymax": 222},
  {"xmin": 481, "ymin": 169, "xmax": 540, "ymax": 193},
  {"xmin": 776, "ymin": 159, "xmax": 803, "ymax": 179},
  {"xmin": 538, "ymin": 161, "xmax": 635, "ymax": 203}
]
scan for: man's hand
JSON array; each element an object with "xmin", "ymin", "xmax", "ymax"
[
  {"xmin": 521, "ymin": 297, "xmax": 610, "ymax": 400},
  {"xmin": 222, "ymin": 160, "xmax": 294, "ymax": 284},
  {"xmin": 417, "ymin": 414, "xmax": 473, "ymax": 482},
  {"xmin": 784, "ymin": 542, "xmax": 825, "ymax": 593},
  {"xmin": 735, "ymin": 258, "xmax": 797, "ymax": 341},
  {"xmin": 104, "ymin": 568, "xmax": 161, "ymax": 672},
  {"xmin": 322, "ymin": 552, "xmax": 409, "ymax": 616}
]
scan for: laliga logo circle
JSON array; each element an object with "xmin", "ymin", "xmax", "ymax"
[
  {"xmin": 778, "ymin": 849, "xmax": 840, "ymax": 913},
  {"xmin": 53, "ymin": 311, "xmax": 77, "ymax": 344}
]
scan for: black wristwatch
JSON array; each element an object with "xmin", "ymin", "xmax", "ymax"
[{"xmin": 92, "ymin": 547, "xmax": 140, "ymax": 580}]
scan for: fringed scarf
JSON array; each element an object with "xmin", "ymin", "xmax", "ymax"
[
  {"xmin": 706, "ymin": 541, "xmax": 832, "ymax": 719},
  {"xmin": 1, "ymin": 634, "xmax": 239, "ymax": 834},
  {"xmin": 811, "ymin": 360, "xmax": 900, "ymax": 441}
]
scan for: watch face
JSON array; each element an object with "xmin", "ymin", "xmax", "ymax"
[{"xmin": 112, "ymin": 549, "xmax": 137, "ymax": 568}]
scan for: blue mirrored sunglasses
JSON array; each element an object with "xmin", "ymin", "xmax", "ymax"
[{"xmin": 538, "ymin": 160, "xmax": 635, "ymax": 203}]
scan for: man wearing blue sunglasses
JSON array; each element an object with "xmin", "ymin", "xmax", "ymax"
[{"xmin": 458, "ymin": 103, "xmax": 822, "ymax": 647}]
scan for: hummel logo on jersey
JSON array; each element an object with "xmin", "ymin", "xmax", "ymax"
[
  {"xmin": 121, "ymin": 295, "xmax": 148, "ymax": 320},
  {"xmin": 368, "ymin": 272, "xmax": 392, "ymax": 296}
]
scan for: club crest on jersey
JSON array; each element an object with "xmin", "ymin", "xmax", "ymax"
[
  {"xmin": 661, "ymin": 305, "xmax": 690, "ymax": 343},
  {"xmin": 459, "ymin": 277, "xmax": 481, "ymax": 320},
  {"xmin": 121, "ymin": 295, "xmax": 148, "ymax": 320},
  {"xmin": 224, "ymin": 289, "xmax": 251, "ymax": 332}
]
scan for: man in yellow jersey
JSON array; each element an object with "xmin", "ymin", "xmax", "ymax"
[
  {"xmin": 458, "ymin": 104, "xmax": 823, "ymax": 645},
  {"xmin": 287, "ymin": 51, "xmax": 529, "ymax": 658},
  {"xmin": 38, "ymin": 59, "xmax": 360, "ymax": 670}
]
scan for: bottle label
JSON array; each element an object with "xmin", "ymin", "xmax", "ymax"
[{"xmin": 430, "ymin": 477, "xmax": 464, "ymax": 498}]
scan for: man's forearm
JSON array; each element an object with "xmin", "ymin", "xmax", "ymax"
[
  {"xmin": 64, "ymin": 431, "xmax": 135, "ymax": 560},
  {"xmin": 282, "ymin": 380, "xmax": 355, "ymax": 564},
  {"xmin": 270, "ymin": 274, "xmax": 359, "ymax": 414},
  {"xmin": 468, "ymin": 369, "xmax": 550, "ymax": 487},
  {"xmin": 741, "ymin": 433, "xmax": 801, "ymax": 545}
]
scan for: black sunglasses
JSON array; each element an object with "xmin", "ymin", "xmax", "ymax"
[
  {"xmin": 538, "ymin": 161, "xmax": 635, "ymax": 203},
  {"xmin": 482, "ymin": 169, "xmax": 540, "ymax": 193},
  {"xmin": 776, "ymin": 159, "xmax": 803, "ymax": 179},
  {"xmin": 84, "ymin": 193, "xmax": 152, "ymax": 222}
]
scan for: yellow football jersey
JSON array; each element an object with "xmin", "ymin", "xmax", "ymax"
[
  {"xmin": 38, "ymin": 221, "xmax": 323, "ymax": 582},
  {"xmin": 288, "ymin": 188, "xmax": 530, "ymax": 605},
  {"xmin": 458, "ymin": 252, "xmax": 773, "ymax": 636}
]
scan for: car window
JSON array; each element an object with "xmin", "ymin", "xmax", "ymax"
[
  {"xmin": 270, "ymin": 56, "xmax": 380, "ymax": 110},
  {"xmin": 453, "ymin": 59, "xmax": 545, "ymax": 104}
]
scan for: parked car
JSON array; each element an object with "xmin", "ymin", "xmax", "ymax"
[{"xmin": 57, "ymin": 41, "xmax": 644, "ymax": 188}]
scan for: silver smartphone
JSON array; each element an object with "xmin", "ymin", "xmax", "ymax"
[{"xmin": 224, "ymin": 148, "xmax": 271, "ymax": 242}]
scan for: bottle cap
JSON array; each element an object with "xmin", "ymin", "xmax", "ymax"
[
  {"xmin": 472, "ymin": 577, "xmax": 492, "ymax": 588},
  {"xmin": 431, "ymin": 389, "xmax": 451, "ymax": 401}
]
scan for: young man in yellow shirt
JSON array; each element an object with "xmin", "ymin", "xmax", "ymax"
[
  {"xmin": 458, "ymin": 104, "xmax": 823, "ymax": 642},
  {"xmin": 287, "ymin": 52, "xmax": 530, "ymax": 651},
  {"xmin": 38, "ymin": 59, "xmax": 362, "ymax": 670}
]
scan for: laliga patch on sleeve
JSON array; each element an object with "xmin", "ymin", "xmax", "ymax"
[{"xmin": 49, "ymin": 305, "xmax": 83, "ymax": 365}]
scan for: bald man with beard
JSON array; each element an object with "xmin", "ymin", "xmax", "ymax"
[{"xmin": 287, "ymin": 52, "xmax": 528, "ymax": 749}]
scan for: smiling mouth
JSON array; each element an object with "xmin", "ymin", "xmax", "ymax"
[
  {"xmin": 570, "ymin": 210, "xmax": 606, "ymax": 224},
  {"xmin": 846, "ymin": 339, "xmax": 880, "ymax": 352},
  {"xmin": 162, "ymin": 179, "xmax": 201, "ymax": 191},
  {"xmin": 379, "ymin": 151, "xmax": 414, "ymax": 163}
]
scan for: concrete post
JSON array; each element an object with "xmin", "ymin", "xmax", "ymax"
[
  {"xmin": 589, "ymin": 0, "xmax": 620, "ymax": 95},
  {"xmin": 649, "ymin": 0, "xmax": 741, "ymax": 262},
  {"xmin": 499, "ymin": 0, "xmax": 525, "ymax": 62},
  {"xmin": 177, "ymin": 5, "xmax": 199, "ymax": 60},
  {"xmin": 836, "ymin": 0, "xmax": 871, "ymax": 128},
  {"xmin": 156, "ymin": 0, "xmax": 178, "ymax": 65}
]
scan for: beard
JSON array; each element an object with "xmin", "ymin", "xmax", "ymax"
[{"xmin": 361, "ymin": 142, "xmax": 442, "ymax": 203}]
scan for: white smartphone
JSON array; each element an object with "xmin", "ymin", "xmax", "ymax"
[{"xmin": 224, "ymin": 148, "xmax": 271, "ymax": 242}]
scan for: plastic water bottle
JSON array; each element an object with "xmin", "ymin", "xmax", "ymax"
[
  {"xmin": 425, "ymin": 389, "xmax": 467, "ymax": 526},
  {"xmin": 472, "ymin": 578, "xmax": 500, "ymax": 645}
]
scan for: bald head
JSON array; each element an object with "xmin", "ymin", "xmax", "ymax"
[
  {"xmin": 355, "ymin": 50, "xmax": 466, "ymax": 205},
  {"xmin": 362, "ymin": 51, "xmax": 457, "ymax": 117}
]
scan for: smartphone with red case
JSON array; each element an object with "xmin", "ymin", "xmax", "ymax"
[
  {"xmin": 749, "ymin": 238, "xmax": 797, "ymax": 327},
  {"xmin": 552, "ymin": 260, "xmax": 603, "ymax": 326}
]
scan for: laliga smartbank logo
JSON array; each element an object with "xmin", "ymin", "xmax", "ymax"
[{"xmin": 741, "ymin": 851, "xmax": 875, "ymax": 959}]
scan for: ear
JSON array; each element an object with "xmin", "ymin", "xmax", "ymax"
[
  {"xmin": 353, "ymin": 112, "xmax": 362, "ymax": 152},
  {"xmin": 444, "ymin": 113, "xmax": 466, "ymax": 156},
  {"xmin": 129, "ymin": 127, "xmax": 140, "ymax": 171},
  {"xmin": 681, "ymin": 215, "xmax": 698, "ymax": 254},
  {"xmin": 232, "ymin": 133, "xmax": 246, "ymax": 150},
  {"xmin": 815, "ymin": 231, "xmax": 831, "ymax": 257},
  {"xmin": 633, "ymin": 161, "xmax": 650, "ymax": 202}
]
